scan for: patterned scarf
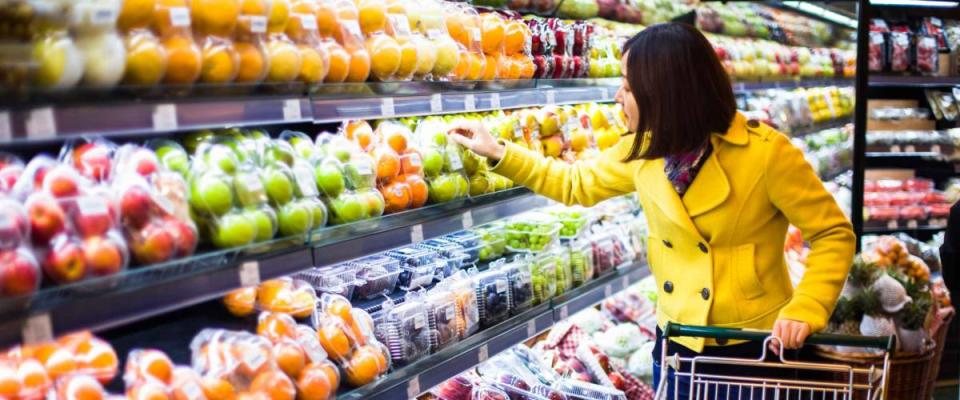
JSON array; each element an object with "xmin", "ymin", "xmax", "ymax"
[{"xmin": 663, "ymin": 142, "xmax": 712, "ymax": 197}]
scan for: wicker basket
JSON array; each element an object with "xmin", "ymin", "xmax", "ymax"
[{"xmin": 813, "ymin": 308, "xmax": 954, "ymax": 400}]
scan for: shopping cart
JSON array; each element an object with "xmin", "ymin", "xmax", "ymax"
[{"xmin": 655, "ymin": 323, "xmax": 897, "ymax": 400}]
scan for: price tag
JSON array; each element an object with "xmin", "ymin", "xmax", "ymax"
[
  {"xmin": 931, "ymin": 144, "xmax": 941, "ymax": 154},
  {"xmin": 907, "ymin": 220, "xmax": 918, "ymax": 229},
  {"xmin": 407, "ymin": 376, "xmax": 421, "ymax": 398},
  {"xmin": 283, "ymin": 99, "xmax": 302, "ymax": 121},
  {"xmin": 600, "ymin": 87, "xmax": 609, "ymax": 100},
  {"xmin": 168, "ymin": 7, "xmax": 191, "ymax": 27},
  {"xmin": 462, "ymin": 210, "xmax": 474, "ymax": 229},
  {"xmin": 299, "ymin": 336, "xmax": 326, "ymax": 363},
  {"xmin": 526, "ymin": 320, "xmax": 537, "ymax": 337},
  {"xmin": 152, "ymin": 104, "xmax": 178, "ymax": 131},
  {"xmin": 448, "ymin": 151, "xmax": 463, "ymax": 170},
  {"xmin": 388, "ymin": 14, "xmax": 411, "ymax": 36},
  {"xmin": 604, "ymin": 284, "xmax": 613, "ymax": 297},
  {"xmin": 889, "ymin": 145, "xmax": 901, "ymax": 153},
  {"xmin": 239, "ymin": 261, "xmax": 261, "ymax": 287},
  {"xmin": 490, "ymin": 93, "xmax": 501, "ymax": 109},
  {"xmin": 559, "ymin": 305, "xmax": 569, "ymax": 320},
  {"xmin": 22, "ymin": 313, "xmax": 53, "ymax": 345},
  {"xmin": 445, "ymin": 306, "xmax": 456, "ymax": 320},
  {"xmin": 430, "ymin": 94, "xmax": 443, "ymax": 113},
  {"xmin": 622, "ymin": 275, "xmax": 630, "ymax": 289},
  {"xmin": 380, "ymin": 98, "xmax": 395, "ymax": 117},
  {"xmin": 546, "ymin": 90, "xmax": 556, "ymax": 105},
  {"xmin": 410, "ymin": 224, "xmax": 424, "ymax": 244},
  {"xmin": 495, "ymin": 279, "xmax": 508, "ymax": 294},
  {"xmin": 249, "ymin": 16, "xmax": 267, "ymax": 33},
  {"xmin": 299, "ymin": 14, "xmax": 317, "ymax": 30},
  {"xmin": 0, "ymin": 112, "xmax": 11, "ymax": 141},
  {"xmin": 342, "ymin": 20, "xmax": 362, "ymax": 38},
  {"xmin": 904, "ymin": 145, "xmax": 916, "ymax": 153},
  {"xmin": 413, "ymin": 315, "xmax": 425, "ymax": 329},
  {"xmin": 26, "ymin": 108, "xmax": 56, "ymax": 139},
  {"xmin": 468, "ymin": 27, "xmax": 481, "ymax": 43},
  {"xmin": 886, "ymin": 220, "xmax": 898, "ymax": 230},
  {"xmin": 464, "ymin": 94, "xmax": 476, "ymax": 111},
  {"xmin": 478, "ymin": 344, "xmax": 489, "ymax": 363},
  {"xmin": 90, "ymin": 5, "xmax": 117, "ymax": 24}
]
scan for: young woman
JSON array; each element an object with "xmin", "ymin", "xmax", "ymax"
[{"xmin": 449, "ymin": 22, "xmax": 856, "ymax": 397}]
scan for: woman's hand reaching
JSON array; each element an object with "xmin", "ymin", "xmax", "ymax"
[{"xmin": 447, "ymin": 120, "xmax": 506, "ymax": 161}]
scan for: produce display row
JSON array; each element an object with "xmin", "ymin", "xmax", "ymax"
[
  {"xmin": 863, "ymin": 178, "xmax": 953, "ymax": 232},
  {"xmin": 868, "ymin": 17, "xmax": 958, "ymax": 76},
  {"xmin": 740, "ymin": 85, "xmax": 853, "ymax": 135}
]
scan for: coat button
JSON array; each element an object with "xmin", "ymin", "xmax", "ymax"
[
  {"xmin": 662, "ymin": 239, "xmax": 673, "ymax": 249},
  {"xmin": 701, "ymin": 288, "xmax": 710, "ymax": 300},
  {"xmin": 664, "ymin": 281, "xmax": 674, "ymax": 293},
  {"xmin": 747, "ymin": 119, "xmax": 760, "ymax": 128},
  {"xmin": 717, "ymin": 338, "xmax": 728, "ymax": 345},
  {"xmin": 698, "ymin": 242, "xmax": 708, "ymax": 253}
]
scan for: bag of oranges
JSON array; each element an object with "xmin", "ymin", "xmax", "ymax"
[{"xmin": 315, "ymin": 294, "xmax": 391, "ymax": 387}]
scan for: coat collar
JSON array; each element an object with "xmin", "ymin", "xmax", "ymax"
[{"xmin": 713, "ymin": 112, "xmax": 749, "ymax": 146}]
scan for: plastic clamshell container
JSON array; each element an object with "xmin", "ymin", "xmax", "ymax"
[
  {"xmin": 474, "ymin": 269, "xmax": 512, "ymax": 327},
  {"xmin": 445, "ymin": 230, "xmax": 483, "ymax": 262},
  {"xmin": 590, "ymin": 234, "xmax": 620, "ymax": 276},
  {"xmin": 504, "ymin": 215, "xmax": 561, "ymax": 253},
  {"xmin": 473, "ymin": 225, "xmax": 507, "ymax": 262},
  {"xmin": 386, "ymin": 246, "xmax": 442, "ymax": 268},
  {"xmin": 547, "ymin": 206, "xmax": 592, "ymax": 240},
  {"xmin": 383, "ymin": 302, "xmax": 432, "ymax": 367},
  {"xmin": 554, "ymin": 380, "xmax": 627, "ymax": 400},
  {"xmin": 397, "ymin": 261, "xmax": 440, "ymax": 291},
  {"xmin": 531, "ymin": 253, "xmax": 558, "ymax": 305},
  {"xmin": 425, "ymin": 289, "xmax": 461, "ymax": 351},
  {"xmin": 497, "ymin": 260, "xmax": 535, "ymax": 314},
  {"xmin": 569, "ymin": 240, "xmax": 596, "ymax": 287},
  {"xmin": 417, "ymin": 239, "xmax": 471, "ymax": 277},
  {"xmin": 351, "ymin": 255, "xmax": 402, "ymax": 299},
  {"xmin": 552, "ymin": 246, "xmax": 574, "ymax": 296},
  {"xmin": 293, "ymin": 265, "xmax": 363, "ymax": 300}
]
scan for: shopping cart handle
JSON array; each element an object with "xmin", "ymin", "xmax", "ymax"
[{"xmin": 663, "ymin": 322, "xmax": 896, "ymax": 352}]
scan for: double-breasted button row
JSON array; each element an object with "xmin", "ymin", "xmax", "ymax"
[{"xmin": 662, "ymin": 239, "xmax": 709, "ymax": 254}]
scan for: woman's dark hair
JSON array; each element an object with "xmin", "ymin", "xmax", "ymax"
[{"xmin": 621, "ymin": 23, "xmax": 736, "ymax": 161}]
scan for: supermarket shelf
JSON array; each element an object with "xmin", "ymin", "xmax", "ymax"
[
  {"xmin": 789, "ymin": 116, "xmax": 853, "ymax": 138},
  {"xmin": 0, "ymin": 188, "xmax": 544, "ymax": 347},
  {"xmin": 864, "ymin": 225, "xmax": 946, "ymax": 235},
  {"xmin": 868, "ymin": 75, "xmax": 960, "ymax": 89},
  {"xmin": 732, "ymin": 78, "xmax": 853, "ymax": 92},
  {"xmin": 338, "ymin": 262, "xmax": 651, "ymax": 400},
  {"xmin": 865, "ymin": 151, "xmax": 960, "ymax": 172}
]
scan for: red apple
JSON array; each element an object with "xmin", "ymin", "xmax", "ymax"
[
  {"xmin": 0, "ymin": 249, "xmax": 40, "ymax": 297},
  {"xmin": 27, "ymin": 194, "xmax": 66, "ymax": 244},
  {"xmin": 128, "ymin": 148, "xmax": 159, "ymax": 177},
  {"xmin": 43, "ymin": 166, "xmax": 80, "ymax": 198},
  {"xmin": 73, "ymin": 196, "xmax": 115, "ymax": 238},
  {"xmin": 0, "ymin": 165, "xmax": 22, "ymax": 192},
  {"xmin": 73, "ymin": 143, "xmax": 112, "ymax": 181},
  {"xmin": 0, "ymin": 204, "xmax": 29, "ymax": 250},
  {"xmin": 43, "ymin": 238, "xmax": 86, "ymax": 283},
  {"xmin": 120, "ymin": 185, "xmax": 153, "ymax": 229},
  {"xmin": 165, "ymin": 217, "xmax": 197, "ymax": 257},
  {"xmin": 131, "ymin": 222, "xmax": 175, "ymax": 265},
  {"xmin": 83, "ymin": 236, "xmax": 124, "ymax": 276}
]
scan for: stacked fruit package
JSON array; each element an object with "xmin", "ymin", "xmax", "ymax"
[
  {"xmin": 435, "ymin": 270, "xmax": 481, "ymax": 339},
  {"xmin": 494, "ymin": 258, "xmax": 535, "ymax": 314},
  {"xmin": 471, "ymin": 223, "xmax": 507, "ymax": 262},
  {"xmin": 525, "ymin": 17, "xmax": 591, "ymax": 79},
  {"xmin": 314, "ymin": 294, "xmax": 391, "ymax": 387},
  {"xmin": 381, "ymin": 1, "xmax": 420, "ymax": 81},
  {"xmin": 372, "ymin": 292, "xmax": 433, "ymax": 367},
  {"xmin": 388, "ymin": 0, "xmax": 438, "ymax": 80},
  {"xmin": 453, "ymin": 115, "xmax": 515, "ymax": 197},
  {"xmin": 187, "ymin": 329, "xmax": 291, "ymax": 399},
  {"xmin": 411, "ymin": 0, "xmax": 460, "ymax": 80},
  {"xmin": 191, "ymin": 0, "xmax": 240, "ymax": 84},
  {"xmin": 71, "ymin": 0, "xmax": 126, "ymax": 88},
  {"xmin": 425, "ymin": 283, "xmax": 463, "ymax": 351},
  {"xmin": 472, "ymin": 267, "xmax": 513, "ymax": 327},
  {"xmin": 286, "ymin": 0, "xmax": 331, "ymax": 84},
  {"xmin": 253, "ymin": 135, "xmax": 329, "ymax": 237},
  {"xmin": 125, "ymin": 348, "xmax": 203, "ymax": 400},
  {"xmin": 223, "ymin": 277, "xmax": 318, "ymax": 320},
  {"xmin": 445, "ymin": 2, "xmax": 485, "ymax": 81},
  {"xmin": 0, "ymin": 195, "xmax": 40, "ymax": 297},
  {"xmin": 231, "ymin": 0, "xmax": 269, "ymax": 84},
  {"xmin": 30, "ymin": 1, "xmax": 84, "ymax": 90},
  {"xmin": 254, "ymin": 312, "xmax": 342, "ymax": 399},
  {"xmin": 412, "ymin": 118, "xmax": 470, "ymax": 204},
  {"xmin": 158, "ymin": 0, "xmax": 204, "ymax": 85},
  {"xmin": 370, "ymin": 120, "xmax": 428, "ymax": 214},
  {"xmin": 330, "ymin": 0, "xmax": 372, "ymax": 83},
  {"xmin": 1, "ymin": 331, "xmax": 120, "ymax": 400},
  {"xmin": 312, "ymin": 122, "xmax": 384, "ymax": 224}
]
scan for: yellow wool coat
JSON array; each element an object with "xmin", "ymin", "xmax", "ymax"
[{"xmin": 492, "ymin": 112, "xmax": 856, "ymax": 352}]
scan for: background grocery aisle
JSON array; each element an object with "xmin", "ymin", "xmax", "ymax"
[{"xmin": 0, "ymin": 0, "xmax": 955, "ymax": 399}]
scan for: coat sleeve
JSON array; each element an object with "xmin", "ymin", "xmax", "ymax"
[
  {"xmin": 490, "ymin": 134, "xmax": 639, "ymax": 207},
  {"xmin": 765, "ymin": 132, "xmax": 856, "ymax": 332}
]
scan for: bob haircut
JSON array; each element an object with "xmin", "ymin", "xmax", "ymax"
[{"xmin": 621, "ymin": 23, "xmax": 736, "ymax": 161}]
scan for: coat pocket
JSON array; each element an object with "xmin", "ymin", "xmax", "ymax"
[{"xmin": 734, "ymin": 243, "xmax": 766, "ymax": 300}]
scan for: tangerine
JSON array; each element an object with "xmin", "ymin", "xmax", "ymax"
[
  {"xmin": 161, "ymin": 34, "xmax": 202, "ymax": 85},
  {"xmin": 58, "ymin": 332, "xmax": 94, "ymax": 353},
  {"xmin": 232, "ymin": 343, "xmax": 273, "ymax": 377},
  {"xmin": 0, "ymin": 366, "xmax": 20, "ymax": 398},
  {"xmin": 290, "ymin": 290, "xmax": 316, "ymax": 319},
  {"xmin": 191, "ymin": 0, "xmax": 240, "ymax": 37},
  {"xmin": 394, "ymin": 37, "xmax": 418, "ymax": 80},
  {"xmin": 399, "ymin": 152, "xmax": 421, "ymax": 174},
  {"xmin": 223, "ymin": 287, "xmax": 257, "ymax": 317},
  {"xmin": 250, "ymin": 371, "xmax": 295, "ymax": 400},
  {"xmin": 241, "ymin": 0, "xmax": 269, "ymax": 15},
  {"xmin": 445, "ymin": 13, "xmax": 469, "ymax": 46},
  {"xmin": 267, "ymin": 0, "xmax": 291, "ymax": 34},
  {"xmin": 343, "ymin": 346, "xmax": 381, "ymax": 387},
  {"xmin": 236, "ymin": 41, "xmax": 268, "ymax": 83},
  {"xmin": 401, "ymin": 174, "xmax": 428, "ymax": 208},
  {"xmin": 452, "ymin": 45, "xmax": 469, "ymax": 81},
  {"xmin": 119, "ymin": 0, "xmax": 157, "ymax": 32},
  {"xmin": 44, "ymin": 348, "xmax": 77, "ymax": 380},
  {"xmin": 345, "ymin": 48, "xmax": 370, "ymax": 82},
  {"xmin": 374, "ymin": 149, "xmax": 400, "ymax": 180},
  {"xmin": 323, "ymin": 40, "xmax": 351, "ymax": 83},
  {"xmin": 316, "ymin": 323, "xmax": 351, "ymax": 360},
  {"xmin": 201, "ymin": 377, "xmax": 236, "ymax": 400},
  {"xmin": 78, "ymin": 342, "xmax": 119, "ymax": 384},
  {"xmin": 506, "ymin": 56, "xmax": 521, "ymax": 79},
  {"xmin": 128, "ymin": 382, "xmax": 170, "ymax": 400},
  {"xmin": 480, "ymin": 13, "xmax": 504, "ymax": 55},
  {"xmin": 495, "ymin": 53, "xmax": 510, "ymax": 79},
  {"xmin": 318, "ymin": 361, "xmax": 339, "ymax": 390},
  {"xmin": 123, "ymin": 31, "xmax": 168, "ymax": 85},
  {"xmin": 17, "ymin": 360, "xmax": 50, "ymax": 393},
  {"xmin": 265, "ymin": 37, "xmax": 302, "ymax": 82},
  {"xmin": 60, "ymin": 374, "xmax": 105, "ymax": 400},
  {"xmin": 297, "ymin": 44, "xmax": 329, "ymax": 83},
  {"xmin": 480, "ymin": 53, "xmax": 497, "ymax": 79},
  {"xmin": 502, "ymin": 20, "xmax": 527, "ymax": 56},
  {"xmin": 365, "ymin": 34, "xmax": 400, "ymax": 81},
  {"xmin": 356, "ymin": 0, "xmax": 387, "ymax": 36},
  {"xmin": 467, "ymin": 52, "xmax": 484, "ymax": 80},
  {"xmin": 237, "ymin": 392, "xmax": 269, "ymax": 400},
  {"xmin": 380, "ymin": 180, "xmax": 411, "ymax": 214},
  {"xmin": 273, "ymin": 341, "xmax": 306, "ymax": 379},
  {"xmin": 324, "ymin": 296, "xmax": 354, "ymax": 324},
  {"xmin": 315, "ymin": 1, "xmax": 338, "ymax": 38},
  {"xmin": 137, "ymin": 350, "xmax": 174, "ymax": 384},
  {"xmin": 153, "ymin": 0, "xmax": 190, "ymax": 37},
  {"xmin": 345, "ymin": 120, "xmax": 373, "ymax": 148},
  {"xmin": 384, "ymin": 130, "xmax": 407, "ymax": 153},
  {"xmin": 257, "ymin": 312, "xmax": 298, "ymax": 343},
  {"xmin": 296, "ymin": 363, "xmax": 332, "ymax": 400},
  {"xmin": 200, "ymin": 39, "xmax": 240, "ymax": 83}
]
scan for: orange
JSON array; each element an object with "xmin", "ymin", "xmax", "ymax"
[
  {"xmin": 480, "ymin": 13, "xmax": 504, "ymax": 55},
  {"xmin": 315, "ymin": 1, "xmax": 338, "ymax": 38},
  {"xmin": 295, "ymin": 364, "xmax": 332, "ymax": 400},
  {"xmin": 257, "ymin": 313, "xmax": 298, "ymax": 343},
  {"xmin": 171, "ymin": 368, "xmax": 204, "ymax": 400},
  {"xmin": 343, "ymin": 346, "xmax": 381, "ymax": 387},
  {"xmin": 241, "ymin": 0, "xmax": 269, "ymax": 15},
  {"xmin": 480, "ymin": 53, "xmax": 497, "ymax": 80},
  {"xmin": 0, "ymin": 366, "xmax": 20, "ymax": 398},
  {"xmin": 44, "ymin": 348, "xmax": 78, "ymax": 380},
  {"xmin": 128, "ymin": 382, "xmax": 170, "ymax": 400},
  {"xmin": 380, "ymin": 180, "xmax": 411, "ymax": 214},
  {"xmin": 224, "ymin": 287, "xmax": 257, "ymax": 316},
  {"xmin": 345, "ymin": 120, "xmax": 373, "ymax": 148},
  {"xmin": 393, "ymin": 37, "xmax": 417, "ymax": 80},
  {"xmin": 290, "ymin": 290, "xmax": 316, "ymax": 319},
  {"xmin": 267, "ymin": 0, "xmax": 291, "ymax": 34},
  {"xmin": 495, "ymin": 53, "xmax": 510, "ymax": 79},
  {"xmin": 318, "ymin": 361, "xmax": 339, "ymax": 390},
  {"xmin": 250, "ymin": 371, "xmax": 295, "ymax": 400},
  {"xmin": 161, "ymin": 34, "xmax": 202, "ymax": 85},
  {"xmin": 299, "ymin": 44, "xmax": 330, "ymax": 83},
  {"xmin": 445, "ymin": 13, "xmax": 469, "ymax": 46},
  {"xmin": 506, "ymin": 56, "xmax": 521, "ymax": 79},
  {"xmin": 138, "ymin": 350, "xmax": 174, "ymax": 384},
  {"xmin": 316, "ymin": 324, "xmax": 351, "ymax": 361},
  {"xmin": 119, "ymin": 0, "xmax": 157, "ymax": 32},
  {"xmin": 374, "ymin": 148, "xmax": 400, "ymax": 180},
  {"xmin": 58, "ymin": 332, "xmax": 94, "ymax": 353},
  {"xmin": 384, "ymin": 131, "xmax": 407, "ymax": 153},
  {"xmin": 517, "ymin": 55, "xmax": 534, "ymax": 79},
  {"xmin": 29, "ymin": 343, "xmax": 60, "ymax": 363},
  {"xmin": 201, "ymin": 377, "xmax": 237, "ymax": 400},
  {"xmin": 236, "ymin": 41, "xmax": 268, "ymax": 83},
  {"xmin": 402, "ymin": 174, "xmax": 428, "ymax": 208},
  {"xmin": 60, "ymin": 375, "xmax": 105, "ymax": 400},
  {"xmin": 273, "ymin": 341, "xmax": 306, "ymax": 379},
  {"xmin": 200, "ymin": 39, "xmax": 240, "ymax": 83},
  {"xmin": 191, "ymin": 0, "xmax": 240, "ymax": 36},
  {"xmin": 324, "ymin": 296, "xmax": 354, "ymax": 324},
  {"xmin": 287, "ymin": 1, "xmax": 318, "ymax": 41},
  {"xmin": 356, "ymin": 0, "xmax": 387, "ymax": 36},
  {"xmin": 17, "ymin": 360, "xmax": 50, "ymax": 393},
  {"xmin": 399, "ymin": 153, "xmax": 421, "ymax": 175},
  {"xmin": 79, "ymin": 342, "xmax": 119, "ymax": 384},
  {"xmin": 124, "ymin": 31, "xmax": 168, "ymax": 86},
  {"xmin": 466, "ymin": 52, "xmax": 484, "ymax": 80},
  {"xmin": 345, "ymin": 49, "xmax": 370, "ymax": 82},
  {"xmin": 503, "ymin": 20, "xmax": 527, "ymax": 56},
  {"xmin": 232, "ymin": 344, "xmax": 272, "ymax": 377},
  {"xmin": 154, "ymin": 0, "xmax": 190, "ymax": 37},
  {"xmin": 266, "ymin": 37, "xmax": 302, "ymax": 82},
  {"xmin": 237, "ymin": 392, "xmax": 269, "ymax": 400},
  {"xmin": 323, "ymin": 41, "xmax": 350, "ymax": 82},
  {"xmin": 453, "ymin": 46, "xmax": 469, "ymax": 81},
  {"xmin": 365, "ymin": 34, "xmax": 400, "ymax": 81}
]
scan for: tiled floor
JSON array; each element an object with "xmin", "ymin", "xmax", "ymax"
[{"xmin": 934, "ymin": 384, "xmax": 959, "ymax": 400}]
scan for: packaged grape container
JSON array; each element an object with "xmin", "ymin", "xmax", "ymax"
[
  {"xmin": 553, "ymin": 379, "xmax": 627, "ymax": 400},
  {"xmin": 495, "ymin": 258, "xmax": 534, "ymax": 314},
  {"xmin": 472, "ymin": 268, "xmax": 512, "ymax": 327},
  {"xmin": 504, "ymin": 214, "xmax": 561, "ymax": 253},
  {"xmin": 417, "ymin": 238, "xmax": 470, "ymax": 279},
  {"xmin": 529, "ymin": 253, "xmax": 558, "ymax": 305},
  {"xmin": 432, "ymin": 374, "xmax": 476, "ymax": 400},
  {"xmin": 350, "ymin": 255, "xmax": 402, "ymax": 299},
  {"xmin": 380, "ymin": 292, "xmax": 433, "ymax": 366},
  {"xmin": 471, "ymin": 382, "xmax": 510, "ymax": 400},
  {"xmin": 437, "ymin": 270, "xmax": 480, "ymax": 339},
  {"xmin": 545, "ymin": 206, "xmax": 592, "ymax": 240},
  {"xmin": 444, "ymin": 230, "xmax": 482, "ymax": 263},
  {"xmin": 385, "ymin": 246, "xmax": 443, "ymax": 290},
  {"xmin": 472, "ymin": 224, "xmax": 507, "ymax": 262},
  {"xmin": 568, "ymin": 240, "xmax": 595, "ymax": 287},
  {"xmin": 293, "ymin": 264, "xmax": 363, "ymax": 300},
  {"xmin": 425, "ymin": 284, "xmax": 461, "ymax": 351},
  {"xmin": 551, "ymin": 245, "xmax": 573, "ymax": 295}
]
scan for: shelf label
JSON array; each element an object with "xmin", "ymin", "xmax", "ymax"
[
  {"xmin": 239, "ymin": 261, "xmax": 261, "ymax": 287},
  {"xmin": 526, "ymin": 320, "xmax": 537, "ymax": 337},
  {"xmin": 604, "ymin": 284, "xmax": 613, "ymax": 297},
  {"xmin": 22, "ymin": 313, "xmax": 53, "ymax": 345},
  {"xmin": 283, "ymin": 99, "xmax": 302, "ymax": 121},
  {"xmin": 462, "ymin": 210, "xmax": 474, "ymax": 229},
  {"xmin": 0, "ymin": 112, "xmax": 11, "ymax": 141},
  {"xmin": 249, "ymin": 16, "xmax": 267, "ymax": 33},
  {"xmin": 26, "ymin": 108, "xmax": 56, "ymax": 139},
  {"xmin": 622, "ymin": 276, "xmax": 630, "ymax": 290},
  {"xmin": 889, "ymin": 145, "xmax": 901, "ymax": 153},
  {"xmin": 886, "ymin": 220, "xmax": 898, "ymax": 230},
  {"xmin": 932, "ymin": 145, "xmax": 941, "ymax": 154},
  {"xmin": 410, "ymin": 224, "xmax": 424, "ymax": 244},
  {"xmin": 152, "ymin": 104, "xmax": 178, "ymax": 131},
  {"xmin": 490, "ymin": 93, "xmax": 501, "ymax": 109},
  {"xmin": 169, "ymin": 7, "xmax": 191, "ymax": 27},
  {"xmin": 600, "ymin": 87, "xmax": 609, "ymax": 100},
  {"xmin": 559, "ymin": 304, "xmax": 569, "ymax": 320},
  {"xmin": 478, "ymin": 343, "xmax": 489, "ymax": 363},
  {"xmin": 380, "ymin": 98, "xmax": 395, "ymax": 117},
  {"xmin": 406, "ymin": 376, "xmax": 421, "ymax": 398},
  {"xmin": 464, "ymin": 94, "xmax": 476, "ymax": 111},
  {"xmin": 904, "ymin": 145, "xmax": 916, "ymax": 153},
  {"xmin": 906, "ymin": 220, "xmax": 918, "ymax": 229},
  {"xmin": 430, "ymin": 94, "xmax": 443, "ymax": 113},
  {"xmin": 546, "ymin": 90, "xmax": 556, "ymax": 105}
]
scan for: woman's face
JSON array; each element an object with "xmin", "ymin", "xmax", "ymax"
[{"xmin": 615, "ymin": 52, "xmax": 639, "ymax": 133}]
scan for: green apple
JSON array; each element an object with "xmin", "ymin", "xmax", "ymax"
[
  {"xmin": 344, "ymin": 157, "xmax": 375, "ymax": 190},
  {"xmin": 302, "ymin": 198, "xmax": 327, "ymax": 229},
  {"xmin": 428, "ymin": 174, "xmax": 459, "ymax": 203},
  {"xmin": 234, "ymin": 171, "xmax": 268, "ymax": 208},
  {"xmin": 314, "ymin": 161, "xmax": 345, "ymax": 198},
  {"xmin": 362, "ymin": 190, "xmax": 384, "ymax": 218},
  {"xmin": 469, "ymin": 173, "xmax": 490, "ymax": 196},
  {"xmin": 454, "ymin": 173, "xmax": 469, "ymax": 197},
  {"xmin": 432, "ymin": 130, "xmax": 448, "ymax": 147},
  {"xmin": 330, "ymin": 194, "xmax": 368, "ymax": 224},
  {"xmin": 249, "ymin": 207, "xmax": 277, "ymax": 241},
  {"xmin": 212, "ymin": 212, "xmax": 257, "ymax": 248},
  {"xmin": 183, "ymin": 130, "xmax": 215, "ymax": 154},
  {"xmin": 283, "ymin": 130, "xmax": 316, "ymax": 160},
  {"xmin": 277, "ymin": 202, "xmax": 312, "ymax": 236},
  {"xmin": 189, "ymin": 173, "xmax": 234, "ymax": 216},
  {"xmin": 422, "ymin": 148, "xmax": 444, "ymax": 177},
  {"xmin": 462, "ymin": 149, "xmax": 482, "ymax": 176},
  {"xmin": 154, "ymin": 142, "xmax": 190, "ymax": 176},
  {"xmin": 204, "ymin": 144, "xmax": 239, "ymax": 174},
  {"xmin": 263, "ymin": 166, "xmax": 294, "ymax": 206}
]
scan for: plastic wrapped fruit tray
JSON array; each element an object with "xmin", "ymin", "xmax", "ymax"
[
  {"xmin": 350, "ymin": 255, "xmax": 402, "ymax": 300},
  {"xmin": 504, "ymin": 216, "xmax": 561, "ymax": 254},
  {"xmin": 292, "ymin": 265, "xmax": 364, "ymax": 301}
]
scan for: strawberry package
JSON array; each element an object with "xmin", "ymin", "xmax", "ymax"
[
  {"xmin": 915, "ymin": 34, "xmax": 938, "ymax": 74},
  {"xmin": 888, "ymin": 27, "xmax": 911, "ymax": 72},
  {"xmin": 868, "ymin": 19, "xmax": 888, "ymax": 72}
]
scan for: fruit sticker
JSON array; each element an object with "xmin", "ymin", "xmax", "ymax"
[
  {"xmin": 168, "ymin": 7, "xmax": 191, "ymax": 28},
  {"xmin": 249, "ymin": 16, "xmax": 267, "ymax": 33}
]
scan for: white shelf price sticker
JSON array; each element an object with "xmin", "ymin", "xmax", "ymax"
[
  {"xmin": 406, "ymin": 376, "xmax": 421, "ymax": 398},
  {"xmin": 239, "ymin": 261, "xmax": 261, "ymax": 287},
  {"xmin": 559, "ymin": 305, "xmax": 569, "ymax": 320},
  {"xmin": 604, "ymin": 284, "xmax": 613, "ymax": 297},
  {"xmin": 526, "ymin": 320, "xmax": 537, "ymax": 337},
  {"xmin": 283, "ymin": 99, "xmax": 302, "ymax": 121},
  {"xmin": 430, "ymin": 94, "xmax": 443, "ymax": 113},
  {"xmin": 600, "ymin": 87, "xmax": 609, "ymax": 100},
  {"xmin": 622, "ymin": 276, "xmax": 630, "ymax": 289},
  {"xmin": 904, "ymin": 145, "xmax": 916, "ymax": 153},
  {"xmin": 490, "ymin": 93, "xmax": 501, "ymax": 109},
  {"xmin": 410, "ymin": 224, "xmax": 424, "ymax": 244},
  {"xmin": 0, "ymin": 112, "xmax": 11, "ymax": 141},
  {"xmin": 26, "ymin": 108, "xmax": 56, "ymax": 139},
  {"xmin": 380, "ymin": 97, "xmax": 395, "ymax": 117},
  {"xmin": 464, "ymin": 94, "xmax": 476, "ymax": 111},
  {"xmin": 886, "ymin": 220, "xmax": 898, "ymax": 230},
  {"xmin": 22, "ymin": 313, "xmax": 53, "ymax": 345},
  {"xmin": 478, "ymin": 344, "xmax": 489, "ymax": 363},
  {"xmin": 152, "ymin": 104, "xmax": 178, "ymax": 131},
  {"xmin": 546, "ymin": 90, "xmax": 556, "ymax": 105},
  {"xmin": 907, "ymin": 220, "xmax": 918, "ymax": 229},
  {"xmin": 462, "ymin": 210, "xmax": 474, "ymax": 229},
  {"xmin": 932, "ymin": 145, "xmax": 942, "ymax": 154}
]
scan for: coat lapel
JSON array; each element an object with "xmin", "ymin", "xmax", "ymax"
[
  {"xmin": 682, "ymin": 139, "xmax": 730, "ymax": 218},
  {"xmin": 637, "ymin": 158, "xmax": 701, "ymax": 236}
]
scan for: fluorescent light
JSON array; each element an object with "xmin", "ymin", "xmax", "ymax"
[
  {"xmin": 870, "ymin": 0, "xmax": 959, "ymax": 7},
  {"xmin": 781, "ymin": 1, "xmax": 858, "ymax": 29}
]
